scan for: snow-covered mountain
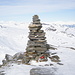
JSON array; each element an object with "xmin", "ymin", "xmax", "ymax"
[
  {"xmin": 43, "ymin": 23, "xmax": 75, "ymax": 47},
  {"xmin": 0, "ymin": 21, "xmax": 75, "ymax": 75}
]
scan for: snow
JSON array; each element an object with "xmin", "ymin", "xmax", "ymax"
[
  {"xmin": 0, "ymin": 64, "xmax": 35, "ymax": 75},
  {"xmin": 0, "ymin": 21, "xmax": 75, "ymax": 75},
  {"xmin": 0, "ymin": 22, "xmax": 29, "ymax": 64},
  {"xmin": 54, "ymin": 47, "xmax": 75, "ymax": 75}
]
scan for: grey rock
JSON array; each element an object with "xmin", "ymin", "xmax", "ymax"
[
  {"xmin": 57, "ymin": 62, "xmax": 63, "ymax": 65},
  {"xmin": 22, "ymin": 56, "xmax": 30, "ymax": 64},
  {"xmin": 2, "ymin": 52, "xmax": 26, "ymax": 65},
  {"xmin": 5, "ymin": 54, "xmax": 13, "ymax": 61},
  {"xmin": 2, "ymin": 60, "xmax": 7, "ymax": 65},
  {"xmin": 46, "ymin": 44, "xmax": 50, "ymax": 49},
  {"xmin": 49, "ymin": 55, "xmax": 60, "ymax": 62},
  {"xmin": 0, "ymin": 71, "xmax": 5, "ymax": 75},
  {"xmin": 13, "ymin": 52, "xmax": 24, "ymax": 60},
  {"xmin": 33, "ymin": 15, "xmax": 40, "ymax": 24},
  {"xmin": 30, "ymin": 68, "xmax": 55, "ymax": 75}
]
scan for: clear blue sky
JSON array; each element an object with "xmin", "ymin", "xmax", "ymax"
[{"xmin": 0, "ymin": 0, "xmax": 75, "ymax": 22}]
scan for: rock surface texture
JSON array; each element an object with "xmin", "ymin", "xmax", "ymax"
[
  {"xmin": 24, "ymin": 15, "xmax": 50, "ymax": 64},
  {"xmin": 30, "ymin": 68, "xmax": 56, "ymax": 75}
]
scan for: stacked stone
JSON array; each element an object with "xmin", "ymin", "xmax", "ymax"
[{"xmin": 25, "ymin": 15, "xmax": 50, "ymax": 63}]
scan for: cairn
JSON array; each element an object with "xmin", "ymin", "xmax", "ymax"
[
  {"xmin": 24, "ymin": 15, "xmax": 50, "ymax": 64},
  {"xmin": 1, "ymin": 15, "xmax": 60, "ymax": 66}
]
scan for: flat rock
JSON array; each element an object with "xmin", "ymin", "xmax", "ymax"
[{"xmin": 30, "ymin": 68, "xmax": 56, "ymax": 75}]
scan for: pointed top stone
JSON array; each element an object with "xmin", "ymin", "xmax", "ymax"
[
  {"xmin": 33, "ymin": 15, "xmax": 39, "ymax": 20},
  {"xmin": 33, "ymin": 15, "xmax": 40, "ymax": 24}
]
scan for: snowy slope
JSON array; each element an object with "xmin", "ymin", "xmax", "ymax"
[
  {"xmin": 0, "ymin": 22, "xmax": 29, "ymax": 64},
  {"xmin": 0, "ymin": 21, "xmax": 75, "ymax": 75},
  {"xmin": 43, "ymin": 23, "xmax": 75, "ymax": 47}
]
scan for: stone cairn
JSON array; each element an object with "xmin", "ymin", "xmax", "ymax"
[
  {"xmin": 24, "ymin": 15, "xmax": 50, "ymax": 64},
  {"xmin": 1, "ymin": 15, "xmax": 60, "ymax": 66}
]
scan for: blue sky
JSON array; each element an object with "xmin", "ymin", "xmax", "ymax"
[{"xmin": 0, "ymin": 0, "xmax": 75, "ymax": 22}]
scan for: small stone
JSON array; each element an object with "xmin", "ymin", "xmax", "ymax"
[
  {"xmin": 50, "ymin": 63, "xmax": 54, "ymax": 66},
  {"xmin": 57, "ymin": 62, "xmax": 63, "ymax": 65},
  {"xmin": 49, "ymin": 55, "xmax": 60, "ymax": 62},
  {"xmin": 2, "ymin": 59, "xmax": 7, "ymax": 65},
  {"xmin": 5, "ymin": 54, "xmax": 13, "ymax": 61},
  {"xmin": 0, "ymin": 65, "xmax": 2, "ymax": 67},
  {"xmin": 51, "ymin": 52, "xmax": 57, "ymax": 55},
  {"xmin": 46, "ymin": 44, "xmax": 50, "ymax": 49},
  {"xmin": 45, "ymin": 64, "xmax": 49, "ymax": 66}
]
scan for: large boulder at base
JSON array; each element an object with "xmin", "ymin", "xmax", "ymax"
[
  {"xmin": 30, "ymin": 68, "xmax": 55, "ymax": 75},
  {"xmin": 2, "ymin": 52, "xmax": 26, "ymax": 65}
]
